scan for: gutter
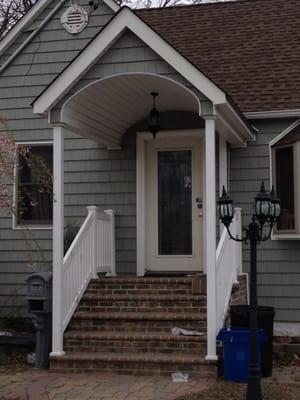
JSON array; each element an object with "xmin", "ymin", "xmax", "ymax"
[{"xmin": 0, "ymin": 0, "xmax": 67, "ymax": 75}]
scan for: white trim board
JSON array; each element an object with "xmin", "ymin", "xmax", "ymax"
[
  {"xmin": 269, "ymin": 119, "xmax": 300, "ymax": 147},
  {"xmin": 33, "ymin": 7, "xmax": 227, "ymax": 115},
  {"xmin": 0, "ymin": 0, "xmax": 52, "ymax": 56},
  {"xmin": 245, "ymin": 109, "xmax": 300, "ymax": 119},
  {"xmin": 0, "ymin": 0, "xmax": 119, "ymax": 59},
  {"xmin": 274, "ymin": 322, "xmax": 300, "ymax": 337},
  {"xmin": 12, "ymin": 140, "xmax": 53, "ymax": 231}
]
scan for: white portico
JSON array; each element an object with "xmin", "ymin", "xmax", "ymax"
[{"xmin": 32, "ymin": 6, "xmax": 253, "ymax": 362}]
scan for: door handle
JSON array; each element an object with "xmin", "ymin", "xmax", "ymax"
[{"xmin": 196, "ymin": 198, "xmax": 203, "ymax": 209}]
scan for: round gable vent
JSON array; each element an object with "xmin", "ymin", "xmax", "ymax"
[{"xmin": 61, "ymin": 5, "xmax": 89, "ymax": 34}]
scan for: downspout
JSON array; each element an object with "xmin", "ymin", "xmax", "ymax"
[{"xmin": 0, "ymin": 0, "xmax": 67, "ymax": 75}]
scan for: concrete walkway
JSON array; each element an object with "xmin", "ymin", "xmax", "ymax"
[{"xmin": 0, "ymin": 368, "xmax": 214, "ymax": 400}]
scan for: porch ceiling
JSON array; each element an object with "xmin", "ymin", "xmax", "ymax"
[{"xmin": 61, "ymin": 74, "xmax": 201, "ymax": 147}]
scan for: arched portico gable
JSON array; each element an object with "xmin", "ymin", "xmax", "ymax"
[
  {"xmin": 56, "ymin": 73, "xmax": 204, "ymax": 148},
  {"xmin": 32, "ymin": 6, "xmax": 254, "ymax": 362}
]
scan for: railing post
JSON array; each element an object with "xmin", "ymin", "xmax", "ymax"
[
  {"xmin": 235, "ymin": 207, "xmax": 243, "ymax": 276},
  {"xmin": 104, "ymin": 209, "xmax": 117, "ymax": 277},
  {"xmin": 87, "ymin": 206, "xmax": 98, "ymax": 279}
]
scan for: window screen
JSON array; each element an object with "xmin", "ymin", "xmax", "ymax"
[
  {"xmin": 17, "ymin": 144, "xmax": 53, "ymax": 225},
  {"xmin": 276, "ymin": 146, "xmax": 295, "ymax": 231}
]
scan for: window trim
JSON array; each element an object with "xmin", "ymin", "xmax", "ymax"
[
  {"xmin": 270, "ymin": 121, "xmax": 300, "ymax": 239},
  {"xmin": 13, "ymin": 141, "xmax": 53, "ymax": 230}
]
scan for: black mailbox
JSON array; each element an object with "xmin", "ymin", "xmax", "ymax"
[
  {"xmin": 26, "ymin": 272, "xmax": 52, "ymax": 369},
  {"xmin": 26, "ymin": 272, "xmax": 52, "ymax": 314}
]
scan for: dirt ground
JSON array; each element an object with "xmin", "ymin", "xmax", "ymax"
[{"xmin": 177, "ymin": 380, "xmax": 300, "ymax": 400}]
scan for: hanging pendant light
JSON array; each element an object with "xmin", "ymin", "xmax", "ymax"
[{"xmin": 148, "ymin": 92, "xmax": 160, "ymax": 140}]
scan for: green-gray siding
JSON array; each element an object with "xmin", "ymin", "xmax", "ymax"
[
  {"xmin": 230, "ymin": 118, "xmax": 300, "ymax": 323},
  {"xmin": 0, "ymin": 0, "xmax": 299, "ymax": 327}
]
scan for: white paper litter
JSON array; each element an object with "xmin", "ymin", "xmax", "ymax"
[
  {"xmin": 0, "ymin": 331, "xmax": 12, "ymax": 336},
  {"xmin": 171, "ymin": 327, "xmax": 204, "ymax": 336},
  {"xmin": 171, "ymin": 372, "xmax": 189, "ymax": 383},
  {"xmin": 27, "ymin": 353, "xmax": 36, "ymax": 366}
]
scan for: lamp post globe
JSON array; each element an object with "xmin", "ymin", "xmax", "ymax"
[
  {"xmin": 217, "ymin": 186, "xmax": 234, "ymax": 228},
  {"xmin": 254, "ymin": 181, "xmax": 272, "ymax": 225},
  {"xmin": 270, "ymin": 186, "xmax": 281, "ymax": 221}
]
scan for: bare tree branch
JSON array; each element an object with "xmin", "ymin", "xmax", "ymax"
[
  {"xmin": 0, "ymin": 0, "xmax": 36, "ymax": 38},
  {"xmin": 0, "ymin": 0, "xmax": 231, "ymax": 39}
]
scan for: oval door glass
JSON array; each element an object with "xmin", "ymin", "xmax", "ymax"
[{"xmin": 158, "ymin": 150, "xmax": 192, "ymax": 255}]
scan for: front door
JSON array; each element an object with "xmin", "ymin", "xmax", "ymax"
[{"xmin": 145, "ymin": 135, "xmax": 203, "ymax": 272}]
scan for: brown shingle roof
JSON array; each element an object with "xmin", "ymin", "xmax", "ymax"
[{"xmin": 136, "ymin": 0, "xmax": 300, "ymax": 113}]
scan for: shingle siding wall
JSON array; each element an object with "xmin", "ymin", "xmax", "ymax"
[
  {"xmin": 0, "ymin": 0, "xmax": 116, "ymax": 317},
  {"xmin": 230, "ymin": 118, "xmax": 300, "ymax": 323},
  {"xmin": 0, "ymin": 4, "xmax": 205, "ymax": 316}
]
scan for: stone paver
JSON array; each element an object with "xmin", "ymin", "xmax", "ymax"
[
  {"xmin": 0, "ymin": 368, "xmax": 213, "ymax": 400},
  {"xmin": 0, "ymin": 366, "xmax": 299, "ymax": 400}
]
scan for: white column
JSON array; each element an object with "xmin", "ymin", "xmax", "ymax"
[
  {"xmin": 219, "ymin": 135, "xmax": 228, "ymax": 235},
  {"xmin": 51, "ymin": 126, "xmax": 65, "ymax": 356},
  {"xmin": 136, "ymin": 134, "xmax": 146, "ymax": 277},
  {"xmin": 204, "ymin": 117, "xmax": 218, "ymax": 361}
]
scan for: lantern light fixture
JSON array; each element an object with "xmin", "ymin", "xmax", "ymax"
[
  {"xmin": 217, "ymin": 186, "xmax": 234, "ymax": 227},
  {"xmin": 148, "ymin": 92, "xmax": 160, "ymax": 140}
]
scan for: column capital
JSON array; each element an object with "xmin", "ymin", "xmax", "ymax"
[{"xmin": 203, "ymin": 115, "xmax": 217, "ymax": 121}]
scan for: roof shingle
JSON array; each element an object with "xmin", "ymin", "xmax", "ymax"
[{"xmin": 136, "ymin": 0, "xmax": 300, "ymax": 113}]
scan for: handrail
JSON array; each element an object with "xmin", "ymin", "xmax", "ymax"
[
  {"xmin": 61, "ymin": 206, "xmax": 116, "ymax": 333},
  {"xmin": 216, "ymin": 207, "xmax": 242, "ymax": 332},
  {"xmin": 63, "ymin": 211, "xmax": 94, "ymax": 265}
]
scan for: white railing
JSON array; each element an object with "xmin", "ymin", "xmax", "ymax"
[
  {"xmin": 216, "ymin": 207, "xmax": 242, "ymax": 332},
  {"xmin": 61, "ymin": 206, "xmax": 116, "ymax": 332}
]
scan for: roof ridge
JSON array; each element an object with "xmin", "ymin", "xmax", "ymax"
[{"xmin": 136, "ymin": 0, "xmax": 274, "ymax": 12}]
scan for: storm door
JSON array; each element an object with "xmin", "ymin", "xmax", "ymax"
[{"xmin": 145, "ymin": 135, "xmax": 203, "ymax": 272}]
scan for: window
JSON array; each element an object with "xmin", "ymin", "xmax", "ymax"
[
  {"xmin": 15, "ymin": 143, "xmax": 53, "ymax": 227},
  {"xmin": 271, "ymin": 122, "xmax": 300, "ymax": 237}
]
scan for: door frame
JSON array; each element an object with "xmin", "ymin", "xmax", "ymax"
[{"xmin": 136, "ymin": 129, "xmax": 204, "ymax": 276}]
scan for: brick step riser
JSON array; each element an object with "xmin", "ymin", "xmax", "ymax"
[
  {"xmin": 77, "ymin": 306, "xmax": 206, "ymax": 314},
  {"xmin": 80, "ymin": 298, "xmax": 206, "ymax": 306},
  {"xmin": 68, "ymin": 320, "xmax": 207, "ymax": 333},
  {"xmin": 85, "ymin": 289, "xmax": 200, "ymax": 295},
  {"xmin": 50, "ymin": 360, "xmax": 216, "ymax": 377},
  {"xmin": 88, "ymin": 283, "xmax": 196, "ymax": 290},
  {"xmin": 63, "ymin": 340, "xmax": 206, "ymax": 354}
]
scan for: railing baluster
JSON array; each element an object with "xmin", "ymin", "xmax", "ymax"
[
  {"xmin": 216, "ymin": 208, "xmax": 242, "ymax": 332},
  {"xmin": 61, "ymin": 206, "xmax": 116, "ymax": 333}
]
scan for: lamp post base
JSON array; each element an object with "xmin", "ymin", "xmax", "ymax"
[{"xmin": 246, "ymin": 363, "xmax": 263, "ymax": 400}]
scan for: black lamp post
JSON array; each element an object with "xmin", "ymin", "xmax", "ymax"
[
  {"xmin": 217, "ymin": 182, "xmax": 281, "ymax": 400},
  {"xmin": 148, "ymin": 92, "xmax": 160, "ymax": 139}
]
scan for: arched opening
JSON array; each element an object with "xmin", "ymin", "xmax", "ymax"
[{"xmin": 61, "ymin": 73, "xmax": 202, "ymax": 147}]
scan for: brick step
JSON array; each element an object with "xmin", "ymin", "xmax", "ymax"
[
  {"xmin": 88, "ymin": 276, "xmax": 206, "ymax": 294},
  {"xmin": 50, "ymin": 351, "xmax": 217, "ymax": 377},
  {"xmin": 68, "ymin": 322, "xmax": 207, "ymax": 333},
  {"xmin": 64, "ymin": 331, "xmax": 207, "ymax": 354},
  {"xmin": 78, "ymin": 305, "xmax": 206, "ymax": 313},
  {"xmin": 85, "ymin": 288, "xmax": 196, "ymax": 296},
  {"xmin": 78, "ymin": 294, "xmax": 206, "ymax": 313},
  {"xmin": 81, "ymin": 293, "xmax": 206, "ymax": 301}
]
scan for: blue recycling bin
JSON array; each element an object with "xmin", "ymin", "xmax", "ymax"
[{"xmin": 217, "ymin": 327, "xmax": 266, "ymax": 383}]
